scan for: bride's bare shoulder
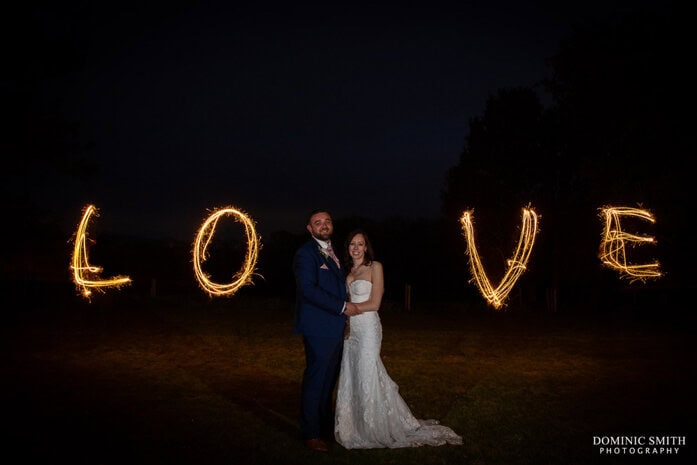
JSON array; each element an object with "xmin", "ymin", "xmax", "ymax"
[{"xmin": 370, "ymin": 261, "xmax": 384, "ymax": 275}]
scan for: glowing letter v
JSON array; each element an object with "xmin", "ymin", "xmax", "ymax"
[{"xmin": 460, "ymin": 208, "xmax": 538, "ymax": 309}]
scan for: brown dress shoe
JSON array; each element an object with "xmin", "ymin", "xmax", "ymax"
[{"xmin": 304, "ymin": 438, "xmax": 329, "ymax": 452}]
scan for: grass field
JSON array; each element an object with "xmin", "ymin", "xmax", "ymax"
[{"xmin": 5, "ymin": 287, "xmax": 695, "ymax": 464}]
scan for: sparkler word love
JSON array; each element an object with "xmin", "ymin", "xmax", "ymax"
[{"xmin": 70, "ymin": 204, "xmax": 661, "ymax": 307}]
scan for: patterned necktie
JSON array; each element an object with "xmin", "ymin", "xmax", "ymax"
[{"xmin": 326, "ymin": 243, "xmax": 341, "ymax": 268}]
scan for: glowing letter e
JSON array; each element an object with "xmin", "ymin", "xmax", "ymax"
[
  {"xmin": 599, "ymin": 206, "xmax": 661, "ymax": 282},
  {"xmin": 460, "ymin": 208, "xmax": 538, "ymax": 309}
]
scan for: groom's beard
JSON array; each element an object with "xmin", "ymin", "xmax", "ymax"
[{"xmin": 313, "ymin": 230, "xmax": 332, "ymax": 241}]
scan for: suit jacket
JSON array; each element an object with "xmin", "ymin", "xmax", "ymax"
[{"xmin": 293, "ymin": 238, "xmax": 347, "ymax": 338}]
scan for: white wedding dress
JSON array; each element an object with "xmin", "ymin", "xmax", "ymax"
[{"xmin": 334, "ymin": 280, "xmax": 463, "ymax": 449}]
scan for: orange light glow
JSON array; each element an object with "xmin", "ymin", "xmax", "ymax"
[
  {"xmin": 460, "ymin": 208, "xmax": 538, "ymax": 309},
  {"xmin": 70, "ymin": 204, "xmax": 131, "ymax": 299},
  {"xmin": 192, "ymin": 206, "xmax": 261, "ymax": 296},
  {"xmin": 599, "ymin": 206, "xmax": 661, "ymax": 282}
]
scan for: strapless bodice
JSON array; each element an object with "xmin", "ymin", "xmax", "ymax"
[{"xmin": 349, "ymin": 279, "xmax": 372, "ymax": 303}]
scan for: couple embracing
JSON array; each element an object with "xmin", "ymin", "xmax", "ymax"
[{"xmin": 292, "ymin": 209, "xmax": 463, "ymax": 452}]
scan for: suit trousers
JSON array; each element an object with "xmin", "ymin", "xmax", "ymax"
[{"xmin": 300, "ymin": 335, "xmax": 344, "ymax": 440}]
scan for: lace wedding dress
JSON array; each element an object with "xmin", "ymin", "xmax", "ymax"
[{"xmin": 334, "ymin": 280, "xmax": 463, "ymax": 449}]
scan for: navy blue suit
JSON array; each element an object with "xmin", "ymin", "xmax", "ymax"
[{"xmin": 293, "ymin": 239, "xmax": 347, "ymax": 440}]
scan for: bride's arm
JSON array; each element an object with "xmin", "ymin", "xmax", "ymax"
[{"xmin": 355, "ymin": 261, "xmax": 384, "ymax": 313}]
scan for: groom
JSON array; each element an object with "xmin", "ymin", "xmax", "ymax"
[{"xmin": 293, "ymin": 209, "xmax": 359, "ymax": 452}]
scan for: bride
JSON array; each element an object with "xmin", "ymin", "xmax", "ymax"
[{"xmin": 334, "ymin": 229, "xmax": 463, "ymax": 449}]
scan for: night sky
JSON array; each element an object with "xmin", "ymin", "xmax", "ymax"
[{"xmin": 7, "ymin": 1, "xmax": 663, "ymax": 241}]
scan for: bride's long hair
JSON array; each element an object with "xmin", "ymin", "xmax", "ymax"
[{"xmin": 343, "ymin": 229, "xmax": 375, "ymax": 269}]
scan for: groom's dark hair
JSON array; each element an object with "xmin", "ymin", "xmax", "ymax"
[{"xmin": 306, "ymin": 209, "xmax": 332, "ymax": 225}]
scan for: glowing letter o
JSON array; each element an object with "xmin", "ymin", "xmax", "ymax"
[{"xmin": 192, "ymin": 206, "xmax": 261, "ymax": 296}]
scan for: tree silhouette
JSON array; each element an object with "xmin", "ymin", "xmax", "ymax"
[
  {"xmin": 441, "ymin": 87, "xmax": 558, "ymax": 309},
  {"xmin": 441, "ymin": 3, "xmax": 688, "ymax": 311},
  {"xmin": 542, "ymin": 4, "xmax": 690, "ymax": 293}
]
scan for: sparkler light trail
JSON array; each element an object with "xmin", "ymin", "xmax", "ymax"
[
  {"xmin": 460, "ymin": 207, "xmax": 538, "ymax": 309},
  {"xmin": 66, "ymin": 201, "xmax": 662, "ymax": 302},
  {"xmin": 599, "ymin": 206, "xmax": 661, "ymax": 282},
  {"xmin": 192, "ymin": 206, "xmax": 261, "ymax": 297},
  {"xmin": 70, "ymin": 204, "xmax": 131, "ymax": 299}
]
